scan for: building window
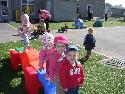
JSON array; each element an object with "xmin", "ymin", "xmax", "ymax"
[
  {"xmin": 1, "ymin": 8, "xmax": 8, "ymax": 15},
  {"xmin": 1, "ymin": 0, "xmax": 8, "ymax": 16},
  {"xmin": 21, "ymin": 0, "xmax": 35, "ymax": 15},
  {"xmin": 1, "ymin": 0, "xmax": 8, "ymax": 7}
]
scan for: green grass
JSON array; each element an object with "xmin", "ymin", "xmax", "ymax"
[
  {"xmin": 103, "ymin": 21, "xmax": 125, "ymax": 27},
  {"xmin": 0, "ymin": 40, "xmax": 43, "ymax": 94},
  {"xmin": 9, "ymin": 20, "xmax": 125, "ymax": 30},
  {"xmin": 0, "ymin": 40, "xmax": 125, "ymax": 94},
  {"xmin": 49, "ymin": 22, "xmax": 74, "ymax": 30}
]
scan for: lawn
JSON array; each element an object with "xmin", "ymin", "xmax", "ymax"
[
  {"xmin": 0, "ymin": 40, "xmax": 125, "ymax": 94},
  {"xmin": 9, "ymin": 19, "xmax": 125, "ymax": 30}
]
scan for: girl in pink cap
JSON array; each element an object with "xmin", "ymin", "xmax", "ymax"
[
  {"xmin": 38, "ymin": 9, "xmax": 51, "ymax": 31},
  {"xmin": 38, "ymin": 32, "xmax": 54, "ymax": 79},
  {"xmin": 48, "ymin": 35, "xmax": 69, "ymax": 94}
]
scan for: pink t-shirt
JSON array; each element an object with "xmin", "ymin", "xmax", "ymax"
[{"xmin": 48, "ymin": 49, "xmax": 66, "ymax": 80}]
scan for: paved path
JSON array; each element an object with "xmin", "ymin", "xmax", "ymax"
[
  {"xmin": 0, "ymin": 23, "xmax": 21, "ymax": 43},
  {"xmin": 0, "ymin": 23, "xmax": 125, "ymax": 61}
]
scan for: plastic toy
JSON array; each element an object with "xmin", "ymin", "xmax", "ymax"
[
  {"xmin": 9, "ymin": 49, "xmax": 21, "ymax": 71},
  {"xmin": 73, "ymin": 18, "xmax": 86, "ymax": 29},
  {"xmin": 93, "ymin": 17, "xmax": 102, "ymax": 27},
  {"xmin": 37, "ymin": 69, "xmax": 56, "ymax": 94},
  {"xmin": 93, "ymin": 21, "xmax": 102, "ymax": 27},
  {"xmin": 58, "ymin": 23, "xmax": 68, "ymax": 33},
  {"xmin": 19, "ymin": 48, "xmax": 39, "ymax": 71},
  {"xmin": 25, "ymin": 67, "xmax": 42, "ymax": 94}
]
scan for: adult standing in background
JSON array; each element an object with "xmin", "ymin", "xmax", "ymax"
[
  {"xmin": 105, "ymin": 7, "xmax": 109, "ymax": 21},
  {"xmin": 105, "ymin": 13, "xmax": 108, "ymax": 21},
  {"xmin": 38, "ymin": 9, "xmax": 51, "ymax": 30},
  {"xmin": 87, "ymin": 6, "xmax": 93, "ymax": 21}
]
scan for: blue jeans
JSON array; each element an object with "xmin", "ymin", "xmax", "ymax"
[
  {"xmin": 65, "ymin": 87, "xmax": 79, "ymax": 94},
  {"xmin": 23, "ymin": 33, "xmax": 29, "ymax": 50}
]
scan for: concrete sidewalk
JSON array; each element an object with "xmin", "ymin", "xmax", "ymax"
[{"xmin": 0, "ymin": 23, "xmax": 21, "ymax": 43}]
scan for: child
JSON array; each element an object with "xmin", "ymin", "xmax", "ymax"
[
  {"xmin": 38, "ymin": 9, "xmax": 51, "ymax": 30},
  {"xmin": 59, "ymin": 44, "xmax": 84, "ymax": 94},
  {"xmin": 83, "ymin": 27, "xmax": 96, "ymax": 60},
  {"xmin": 48, "ymin": 35, "xmax": 69, "ymax": 94},
  {"xmin": 38, "ymin": 32, "xmax": 54, "ymax": 79},
  {"xmin": 18, "ymin": 14, "xmax": 32, "ymax": 51},
  {"xmin": 34, "ymin": 19, "xmax": 46, "ymax": 39},
  {"xmin": 37, "ymin": 19, "xmax": 46, "ymax": 34}
]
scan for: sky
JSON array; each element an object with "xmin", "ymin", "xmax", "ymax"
[{"xmin": 105, "ymin": 0, "xmax": 125, "ymax": 8}]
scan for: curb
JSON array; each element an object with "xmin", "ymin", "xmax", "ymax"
[{"xmin": 7, "ymin": 23, "xmax": 18, "ymax": 30}]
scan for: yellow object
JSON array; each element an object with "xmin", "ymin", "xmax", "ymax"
[{"xmin": 15, "ymin": 9, "xmax": 20, "ymax": 22}]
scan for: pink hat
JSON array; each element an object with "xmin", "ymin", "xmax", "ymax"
[
  {"xmin": 41, "ymin": 32, "xmax": 54, "ymax": 44},
  {"xmin": 39, "ymin": 9, "xmax": 50, "ymax": 14},
  {"xmin": 54, "ymin": 35, "xmax": 68, "ymax": 45}
]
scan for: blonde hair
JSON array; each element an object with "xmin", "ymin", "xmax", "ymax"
[
  {"xmin": 21, "ymin": 14, "xmax": 29, "ymax": 22},
  {"xmin": 88, "ymin": 27, "xmax": 94, "ymax": 32}
]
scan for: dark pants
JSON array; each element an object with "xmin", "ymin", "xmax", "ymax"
[
  {"xmin": 65, "ymin": 87, "xmax": 79, "ymax": 94},
  {"xmin": 105, "ymin": 14, "xmax": 108, "ymax": 21},
  {"xmin": 44, "ymin": 18, "xmax": 49, "ymax": 30},
  {"xmin": 33, "ymin": 31, "xmax": 39, "ymax": 39},
  {"xmin": 85, "ymin": 50, "xmax": 91, "ymax": 60},
  {"xmin": 84, "ymin": 46, "xmax": 92, "ymax": 60},
  {"xmin": 33, "ymin": 30, "xmax": 44, "ymax": 39},
  {"xmin": 87, "ymin": 13, "xmax": 93, "ymax": 21}
]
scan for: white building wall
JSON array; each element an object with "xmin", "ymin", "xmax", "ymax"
[{"xmin": 53, "ymin": 0, "xmax": 77, "ymax": 21}]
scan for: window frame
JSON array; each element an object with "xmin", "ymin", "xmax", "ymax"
[
  {"xmin": 1, "ymin": 0, "xmax": 8, "ymax": 7},
  {"xmin": 21, "ymin": 0, "xmax": 35, "ymax": 15},
  {"xmin": 1, "ymin": 0, "xmax": 8, "ymax": 16}
]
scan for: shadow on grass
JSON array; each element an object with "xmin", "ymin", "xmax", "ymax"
[{"xmin": 0, "ymin": 59, "xmax": 44, "ymax": 94}]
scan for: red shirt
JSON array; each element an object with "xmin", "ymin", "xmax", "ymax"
[{"xmin": 59, "ymin": 60, "xmax": 84, "ymax": 89}]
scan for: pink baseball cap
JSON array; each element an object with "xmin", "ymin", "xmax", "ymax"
[{"xmin": 54, "ymin": 35, "xmax": 68, "ymax": 45}]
